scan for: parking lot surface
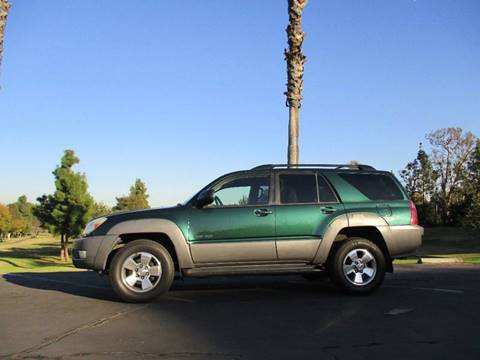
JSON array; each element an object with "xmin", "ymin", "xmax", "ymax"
[{"xmin": 1, "ymin": 264, "xmax": 479, "ymax": 360}]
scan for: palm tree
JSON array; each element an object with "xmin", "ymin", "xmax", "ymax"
[
  {"xmin": 0, "ymin": 0, "xmax": 10, "ymax": 76},
  {"xmin": 285, "ymin": 0, "xmax": 307, "ymax": 165}
]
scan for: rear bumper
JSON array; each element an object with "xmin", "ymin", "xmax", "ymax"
[
  {"xmin": 72, "ymin": 235, "xmax": 119, "ymax": 270},
  {"xmin": 384, "ymin": 225, "xmax": 423, "ymax": 258}
]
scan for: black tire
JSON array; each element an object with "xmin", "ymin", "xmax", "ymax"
[
  {"xmin": 326, "ymin": 238, "xmax": 386, "ymax": 294},
  {"xmin": 110, "ymin": 240, "xmax": 174, "ymax": 303}
]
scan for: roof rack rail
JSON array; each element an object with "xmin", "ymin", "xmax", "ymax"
[{"xmin": 251, "ymin": 164, "xmax": 376, "ymax": 171}]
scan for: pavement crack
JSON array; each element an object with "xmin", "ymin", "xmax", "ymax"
[
  {"xmin": 351, "ymin": 342, "xmax": 383, "ymax": 348},
  {"xmin": 416, "ymin": 340, "xmax": 439, "ymax": 345},
  {"xmin": 6, "ymin": 305, "xmax": 149, "ymax": 359}
]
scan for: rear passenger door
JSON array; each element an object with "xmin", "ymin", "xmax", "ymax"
[{"xmin": 274, "ymin": 172, "xmax": 344, "ymax": 261}]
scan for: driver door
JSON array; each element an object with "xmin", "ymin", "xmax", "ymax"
[{"xmin": 188, "ymin": 173, "xmax": 277, "ymax": 263}]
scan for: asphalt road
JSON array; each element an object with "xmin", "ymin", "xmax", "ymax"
[{"xmin": 1, "ymin": 264, "xmax": 479, "ymax": 360}]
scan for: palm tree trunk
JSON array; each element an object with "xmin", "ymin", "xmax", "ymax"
[
  {"xmin": 285, "ymin": 0, "xmax": 307, "ymax": 166},
  {"xmin": 288, "ymin": 106, "xmax": 299, "ymax": 164},
  {"xmin": 0, "ymin": 0, "xmax": 10, "ymax": 75}
]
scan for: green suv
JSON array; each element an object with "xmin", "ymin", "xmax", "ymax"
[{"xmin": 73, "ymin": 164, "xmax": 423, "ymax": 302}]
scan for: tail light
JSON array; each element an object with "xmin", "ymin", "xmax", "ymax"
[{"xmin": 409, "ymin": 200, "xmax": 418, "ymax": 225}]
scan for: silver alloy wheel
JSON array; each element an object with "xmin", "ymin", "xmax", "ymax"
[
  {"xmin": 342, "ymin": 248, "xmax": 377, "ymax": 286},
  {"xmin": 121, "ymin": 252, "xmax": 162, "ymax": 293}
]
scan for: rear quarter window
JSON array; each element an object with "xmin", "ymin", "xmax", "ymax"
[{"xmin": 337, "ymin": 173, "xmax": 404, "ymax": 201}]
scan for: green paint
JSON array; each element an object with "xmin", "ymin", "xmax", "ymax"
[
  {"xmin": 92, "ymin": 168, "xmax": 414, "ymax": 247},
  {"xmin": 188, "ymin": 206, "xmax": 275, "ymax": 244}
]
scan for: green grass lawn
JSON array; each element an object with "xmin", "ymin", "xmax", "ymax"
[
  {"xmin": 393, "ymin": 254, "xmax": 480, "ymax": 265},
  {"xmin": 393, "ymin": 226, "xmax": 480, "ymax": 264},
  {"xmin": 0, "ymin": 234, "xmax": 83, "ymax": 273},
  {"xmin": 435, "ymin": 253, "xmax": 480, "ymax": 264}
]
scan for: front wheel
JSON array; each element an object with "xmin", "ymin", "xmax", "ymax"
[
  {"xmin": 110, "ymin": 240, "xmax": 174, "ymax": 303},
  {"xmin": 327, "ymin": 238, "xmax": 386, "ymax": 294}
]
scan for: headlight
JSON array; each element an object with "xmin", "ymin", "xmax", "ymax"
[{"xmin": 83, "ymin": 217, "xmax": 107, "ymax": 236}]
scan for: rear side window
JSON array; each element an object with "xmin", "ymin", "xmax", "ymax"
[
  {"xmin": 280, "ymin": 174, "xmax": 318, "ymax": 204},
  {"xmin": 338, "ymin": 173, "xmax": 404, "ymax": 201},
  {"xmin": 317, "ymin": 175, "xmax": 338, "ymax": 203}
]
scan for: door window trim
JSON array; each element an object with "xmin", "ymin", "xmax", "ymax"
[
  {"xmin": 316, "ymin": 173, "xmax": 340, "ymax": 204},
  {"xmin": 274, "ymin": 171, "xmax": 340, "ymax": 206},
  {"xmin": 205, "ymin": 172, "xmax": 274, "ymax": 209}
]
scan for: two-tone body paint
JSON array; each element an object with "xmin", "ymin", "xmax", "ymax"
[
  {"xmin": 322, "ymin": 170, "xmax": 412, "ymax": 225},
  {"xmin": 187, "ymin": 170, "xmax": 346, "ymax": 263},
  {"xmin": 76, "ymin": 167, "xmax": 422, "ymax": 273},
  {"xmin": 188, "ymin": 205, "xmax": 277, "ymax": 263}
]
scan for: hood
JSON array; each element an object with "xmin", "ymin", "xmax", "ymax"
[{"xmin": 89, "ymin": 205, "xmax": 185, "ymax": 237}]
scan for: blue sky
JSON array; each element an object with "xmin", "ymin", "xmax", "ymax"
[{"xmin": 0, "ymin": 0, "xmax": 479, "ymax": 207}]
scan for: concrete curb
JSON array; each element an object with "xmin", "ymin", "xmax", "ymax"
[{"xmin": 419, "ymin": 257, "xmax": 464, "ymax": 264}]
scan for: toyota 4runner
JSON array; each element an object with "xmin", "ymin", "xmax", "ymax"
[{"xmin": 73, "ymin": 164, "xmax": 423, "ymax": 302}]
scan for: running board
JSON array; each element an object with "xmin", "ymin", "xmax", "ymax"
[{"xmin": 183, "ymin": 263, "xmax": 321, "ymax": 278}]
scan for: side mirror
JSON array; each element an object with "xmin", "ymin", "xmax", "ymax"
[{"xmin": 195, "ymin": 189, "xmax": 214, "ymax": 208}]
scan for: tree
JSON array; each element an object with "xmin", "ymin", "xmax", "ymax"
[
  {"xmin": 400, "ymin": 156, "xmax": 420, "ymax": 199},
  {"xmin": 0, "ymin": 203, "xmax": 11, "ymax": 240},
  {"xmin": 7, "ymin": 203, "xmax": 26, "ymax": 236},
  {"xmin": 8, "ymin": 195, "xmax": 36, "ymax": 236},
  {"xmin": 465, "ymin": 139, "xmax": 480, "ymax": 196},
  {"xmin": 415, "ymin": 145, "xmax": 437, "ymax": 204},
  {"xmin": 0, "ymin": 0, "xmax": 9, "ymax": 74},
  {"xmin": 35, "ymin": 150, "xmax": 93, "ymax": 261},
  {"xmin": 34, "ymin": 194, "xmax": 57, "ymax": 234},
  {"xmin": 400, "ymin": 144, "xmax": 435, "ymax": 199},
  {"xmin": 285, "ymin": 0, "xmax": 307, "ymax": 165},
  {"xmin": 400, "ymin": 143, "xmax": 439, "ymax": 225},
  {"xmin": 113, "ymin": 179, "xmax": 150, "ymax": 212},
  {"xmin": 426, "ymin": 128, "xmax": 476, "ymax": 224},
  {"xmin": 91, "ymin": 201, "xmax": 112, "ymax": 218},
  {"xmin": 463, "ymin": 140, "xmax": 480, "ymax": 233}
]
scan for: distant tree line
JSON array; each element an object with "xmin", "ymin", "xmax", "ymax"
[
  {"xmin": 0, "ymin": 149, "xmax": 150, "ymax": 260},
  {"xmin": 400, "ymin": 127, "xmax": 479, "ymax": 232},
  {"xmin": 0, "ymin": 195, "xmax": 41, "ymax": 240}
]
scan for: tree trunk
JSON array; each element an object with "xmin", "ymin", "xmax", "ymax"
[
  {"xmin": 288, "ymin": 106, "xmax": 299, "ymax": 165},
  {"xmin": 60, "ymin": 234, "xmax": 70, "ymax": 262},
  {"xmin": 0, "ymin": 0, "xmax": 10, "ymax": 75},
  {"xmin": 285, "ymin": 0, "xmax": 307, "ymax": 166}
]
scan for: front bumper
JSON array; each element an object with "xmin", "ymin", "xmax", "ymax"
[{"xmin": 72, "ymin": 235, "xmax": 119, "ymax": 270}]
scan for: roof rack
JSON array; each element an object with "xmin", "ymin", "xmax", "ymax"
[{"xmin": 251, "ymin": 164, "xmax": 376, "ymax": 171}]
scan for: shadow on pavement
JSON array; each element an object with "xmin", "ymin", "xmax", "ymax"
[
  {"xmin": 2, "ymin": 270, "xmax": 337, "ymax": 303},
  {"xmin": 2, "ymin": 271, "xmax": 120, "ymax": 302},
  {"xmin": 3, "ymin": 264, "xmax": 479, "ymax": 304}
]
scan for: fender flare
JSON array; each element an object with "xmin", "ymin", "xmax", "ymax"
[
  {"xmin": 103, "ymin": 218, "xmax": 194, "ymax": 269},
  {"xmin": 313, "ymin": 212, "xmax": 390, "ymax": 264}
]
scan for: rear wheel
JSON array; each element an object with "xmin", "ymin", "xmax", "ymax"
[
  {"xmin": 327, "ymin": 238, "xmax": 386, "ymax": 294},
  {"xmin": 110, "ymin": 240, "xmax": 174, "ymax": 303}
]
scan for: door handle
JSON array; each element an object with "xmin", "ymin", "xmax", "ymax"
[
  {"xmin": 320, "ymin": 206, "xmax": 337, "ymax": 214},
  {"xmin": 254, "ymin": 208, "xmax": 273, "ymax": 217}
]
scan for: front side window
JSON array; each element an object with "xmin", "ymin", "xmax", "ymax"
[
  {"xmin": 210, "ymin": 176, "xmax": 270, "ymax": 207},
  {"xmin": 280, "ymin": 174, "xmax": 318, "ymax": 204}
]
